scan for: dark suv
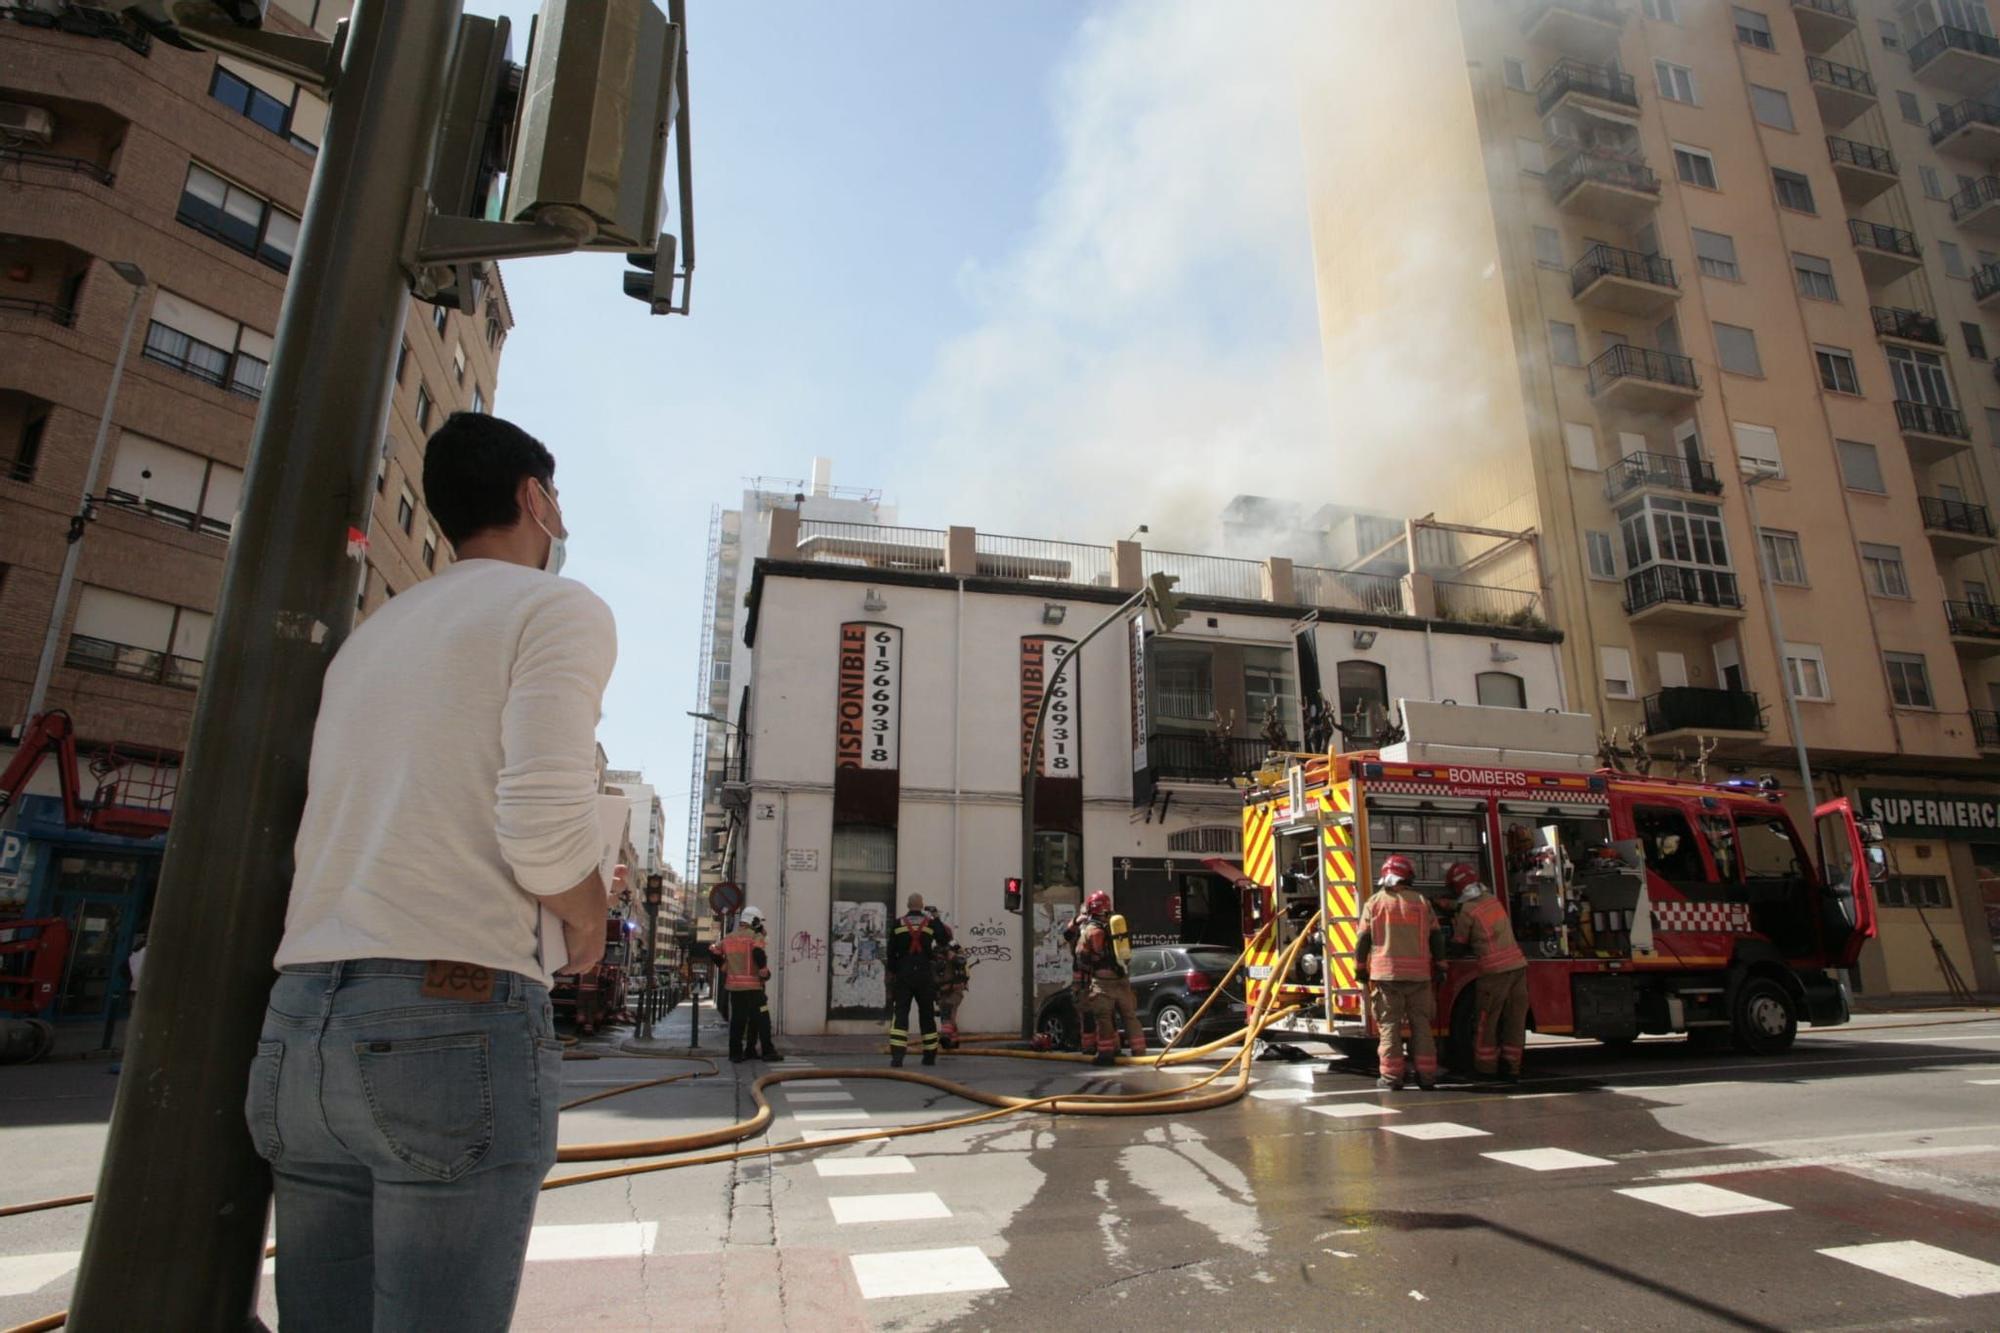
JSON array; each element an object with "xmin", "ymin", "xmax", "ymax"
[{"xmin": 1035, "ymin": 945, "xmax": 1248, "ymax": 1050}]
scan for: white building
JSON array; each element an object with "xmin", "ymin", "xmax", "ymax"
[{"xmin": 736, "ymin": 514, "xmax": 1567, "ymax": 1037}]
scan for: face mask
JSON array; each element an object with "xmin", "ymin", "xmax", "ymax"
[{"xmin": 532, "ymin": 481, "xmax": 567, "ymax": 576}]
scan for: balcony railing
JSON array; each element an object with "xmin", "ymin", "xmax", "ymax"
[
  {"xmin": 1644, "ymin": 686, "xmax": 1763, "ymax": 735},
  {"xmin": 1929, "ymin": 97, "xmax": 2000, "ymax": 144},
  {"xmin": 64, "ymin": 634, "xmax": 204, "ymax": 691},
  {"xmin": 1546, "ymin": 148, "xmax": 1660, "ymax": 204},
  {"xmin": 1870, "ymin": 305, "xmax": 1944, "ymax": 344},
  {"xmin": 1535, "ymin": 58, "xmax": 1639, "ymax": 116},
  {"xmin": 1894, "ymin": 399, "xmax": 1970, "ymax": 439},
  {"xmin": 1587, "ymin": 344, "xmax": 1698, "ymax": 397},
  {"xmin": 1807, "ymin": 54, "xmax": 1876, "ymax": 96},
  {"xmin": 100, "ymin": 489, "xmax": 234, "ymax": 539},
  {"xmin": 3, "ymin": 2, "xmax": 152, "ymax": 54},
  {"xmin": 1145, "ymin": 733, "xmax": 1290, "ymax": 784},
  {"xmin": 1293, "ymin": 565, "xmax": 1405, "ymax": 615},
  {"xmin": 1793, "ymin": 0, "xmax": 1855, "ymax": 16},
  {"xmin": 1848, "ymin": 218, "xmax": 1920, "ymax": 256},
  {"xmin": 0, "ymin": 296, "xmax": 76, "ymax": 328},
  {"xmin": 1603, "ymin": 451, "xmax": 1723, "ymax": 501},
  {"xmin": 1570, "ymin": 244, "xmax": 1676, "ymax": 295},
  {"xmin": 1827, "ymin": 135, "xmax": 1896, "ymax": 174},
  {"xmin": 1919, "ymin": 495, "xmax": 1996, "ymax": 538},
  {"xmin": 795, "ymin": 520, "xmax": 946, "ymax": 571},
  {"xmin": 1978, "ymin": 264, "xmax": 2000, "ymax": 301},
  {"xmin": 1945, "ymin": 600, "xmax": 2000, "ymax": 638},
  {"xmin": 1142, "ymin": 550, "xmax": 1266, "ymax": 601},
  {"xmin": 1910, "ymin": 24, "xmax": 2000, "ymax": 75},
  {"xmin": 1973, "ymin": 708, "xmax": 2000, "ymax": 748},
  {"xmin": 0, "ymin": 145, "xmax": 116, "ymax": 187},
  {"xmin": 1949, "ymin": 175, "xmax": 2000, "ymax": 220},
  {"xmin": 972, "ymin": 532, "xmax": 1114, "ymax": 585},
  {"xmin": 1434, "ymin": 581, "xmax": 1544, "ymax": 627},
  {"xmin": 1623, "ymin": 564, "xmax": 1743, "ymax": 614},
  {"xmin": 1520, "ymin": 0, "xmax": 1625, "ymax": 33}
]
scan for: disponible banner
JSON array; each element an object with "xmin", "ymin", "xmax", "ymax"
[
  {"xmin": 836, "ymin": 622, "xmax": 902, "ymax": 770},
  {"xmin": 1019, "ymin": 636, "xmax": 1079, "ymax": 778},
  {"xmin": 1129, "ymin": 615, "xmax": 1148, "ymax": 772}
]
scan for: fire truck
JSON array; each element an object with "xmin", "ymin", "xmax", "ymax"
[{"xmin": 1236, "ymin": 701, "xmax": 1884, "ymax": 1064}]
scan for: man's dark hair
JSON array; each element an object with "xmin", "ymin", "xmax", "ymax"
[{"xmin": 422, "ymin": 412, "xmax": 556, "ymax": 547}]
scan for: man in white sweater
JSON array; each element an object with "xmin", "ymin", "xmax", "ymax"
[{"xmin": 244, "ymin": 412, "xmax": 617, "ymax": 1331}]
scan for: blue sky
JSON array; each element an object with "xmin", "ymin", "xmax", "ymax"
[{"xmin": 462, "ymin": 2, "xmax": 1326, "ymax": 868}]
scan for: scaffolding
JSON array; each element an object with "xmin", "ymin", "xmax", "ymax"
[{"xmin": 683, "ymin": 504, "xmax": 722, "ymax": 895}]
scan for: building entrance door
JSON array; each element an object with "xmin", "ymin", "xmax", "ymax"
[{"xmin": 52, "ymin": 852, "xmax": 149, "ymax": 1022}]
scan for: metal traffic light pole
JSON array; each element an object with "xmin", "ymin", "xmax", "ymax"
[{"xmin": 68, "ymin": 3, "xmax": 464, "ymax": 1325}]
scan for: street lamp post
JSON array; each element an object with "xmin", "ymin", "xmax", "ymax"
[
  {"xmin": 1740, "ymin": 467, "xmax": 1815, "ymax": 805},
  {"xmin": 642, "ymin": 871, "xmax": 665, "ymax": 1039}
]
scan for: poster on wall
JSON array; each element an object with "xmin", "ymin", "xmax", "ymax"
[
  {"xmin": 836, "ymin": 622, "xmax": 902, "ymax": 771},
  {"xmin": 1031, "ymin": 901, "xmax": 1079, "ymax": 988},
  {"xmin": 1128, "ymin": 616, "xmax": 1147, "ymax": 772},
  {"xmin": 1020, "ymin": 636, "xmax": 1080, "ymax": 779},
  {"xmin": 828, "ymin": 899, "xmax": 889, "ymax": 1014}
]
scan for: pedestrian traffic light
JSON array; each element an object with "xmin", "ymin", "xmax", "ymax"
[
  {"xmin": 1004, "ymin": 876, "xmax": 1023, "ymax": 913},
  {"xmin": 622, "ymin": 232, "xmax": 678, "ymax": 314},
  {"xmin": 1143, "ymin": 571, "xmax": 1188, "ymax": 633}
]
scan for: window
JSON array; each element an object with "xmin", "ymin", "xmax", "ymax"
[
  {"xmin": 1335, "ymin": 660, "xmax": 1390, "ymax": 737},
  {"xmin": 1476, "ymin": 671, "xmax": 1528, "ymax": 708},
  {"xmin": 1884, "ymin": 651, "xmax": 1934, "ymax": 708},
  {"xmin": 1886, "ymin": 343, "xmax": 1957, "ymax": 408},
  {"xmin": 1861, "ymin": 542, "xmax": 1911, "ymax": 598},
  {"xmin": 1965, "ymin": 322, "xmax": 1990, "ymax": 359},
  {"xmin": 1921, "ymin": 164, "xmax": 1945, "ymax": 199},
  {"xmin": 1675, "ymin": 145, "xmax": 1719, "ymax": 189},
  {"xmin": 1880, "ymin": 19, "xmax": 1903, "ymax": 51},
  {"xmin": 396, "ymin": 339, "xmax": 409, "ymax": 383},
  {"xmin": 107, "ymin": 431, "xmax": 242, "ymax": 537},
  {"xmin": 1988, "ymin": 406, "xmax": 2000, "ymax": 444},
  {"xmin": 1635, "ymin": 805, "xmax": 1708, "ymax": 882},
  {"xmin": 176, "ymin": 163, "xmax": 300, "ymax": 273},
  {"xmin": 451, "ymin": 343, "xmax": 466, "ymax": 384},
  {"xmin": 1655, "ymin": 60, "xmax": 1698, "ymax": 104},
  {"xmin": 486, "ymin": 315, "xmax": 503, "ymax": 349},
  {"xmin": 1617, "ymin": 495, "xmax": 1734, "ymax": 578},
  {"xmin": 1563, "ymin": 420, "xmax": 1597, "ymax": 469},
  {"xmin": 1503, "ymin": 57, "xmax": 1528, "ymax": 92},
  {"xmin": 376, "ymin": 433, "xmax": 391, "ymax": 493},
  {"xmin": 1877, "ymin": 875, "xmax": 1951, "ymax": 908},
  {"xmin": 1693, "ymin": 229, "xmax": 1741, "ymax": 280},
  {"xmin": 396, "ymin": 485, "xmax": 416, "ymax": 535},
  {"xmin": 1749, "ymin": 84, "xmax": 1794, "ymax": 129},
  {"xmin": 1601, "ymin": 646, "xmax": 1635, "ymax": 700},
  {"xmin": 1735, "ymin": 7, "xmax": 1775, "ymax": 48},
  {"xmin": 1714, "ymin": 322, "xmax": 1764, "ymax": 376},
  {"xmin": 1587, "ymin": 530, "xmax": 1619, "ymax": 579},
  {"xmin": 1815, "ymin": 346, "xmax": 1861, "ymax": 394},
  {"xmin": 416, "ymin": 383, "xmax": 433, "ymax": 433},
  {"xmin": 1793, "ymin": 252, "xmax": 1837, "ymax": 301},
  {"xmin": 422, "ymin": 530, "xmax": 438, "ymax": 571},
  {"xmin": 1772, "ymin": 168, "xmax": 1815, "ymax": 212},
  {"xmin": 1940, "ymin": 240, "xmax": 1969, "ymax": 279},
  {"xmin": 1549, "ymin": 320, "xmax": 1582, "ymax": 367},
  {"xmin": 8, "ymin": 409, "xmax": 46, "ymax": 484},
  {"xmin": 1533, "ymin": 225, "xmax": 1564, "ymax": 268},
  {"xmin": 471, "ymin": 385, "xmax": 485, "ymax": 415},
  {"xmin": 1149, "ymin": 642, "xmax": 1298, "ymax": 742},
  {"xmin": 1782, "ymin": 642, "xmax": 1830, "ymax": 700},
  {"xmin": 1760, "ymin": 529, "xmax": 1807, "ymax": 585},
  {"xmin": 1897, "ymin": 89, "xmax": 1922, "ymax": 123},
  {"xmin": 67, "ymin": 587, "xmax": 209, "ymax": 690},
  {"xmin": 1837, "ymin": 439, "xmax": 1886, "ymax": 492},
  {"xmin": 1642, "ymin": 0, "xmax": 1679, "ymax": 19},
  {"xmin": 432, "ymin": 304, "xmax": 449, "ymax": 334},
  {"xmin": 1733, "ymin": 422, "xmax": 1782, "ymax": 474},
  {"xmin": 1516, "ymin": 137, "xmax": 1547, "ymax": 175},
  {"xmin": 141, "ymin": 290, "xmax": 271, "ymax": 401},
  {"xmin": 208, "ymin": 58, "xmax": 290, "ymax": 138}
]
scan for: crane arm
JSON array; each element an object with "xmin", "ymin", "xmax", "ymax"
[{"xmin": 0, "ymin": 711, "xmax": 85, "ymax": 829}]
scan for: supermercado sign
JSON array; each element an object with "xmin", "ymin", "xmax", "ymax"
[
  {"xmin": 1858, "ymin": 788, "xmax": 2000, "ymax": 842},
  {"xmin": 835, "ymin": 622, "xmax": 901, "ymax": 770}
]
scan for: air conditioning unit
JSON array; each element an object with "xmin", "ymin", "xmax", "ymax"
[{"xmin": 0, "ymin": 104, "xmax": 56, "ymax": 145}]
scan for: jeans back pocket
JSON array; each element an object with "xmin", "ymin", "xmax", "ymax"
[
  {"xmin": 243, "ymin": 1040, "xmax": 285, "ymax": 1163},
  {"xmin": 354, "ymin": 1032, "xmax": 495, "ymax": 1182}
]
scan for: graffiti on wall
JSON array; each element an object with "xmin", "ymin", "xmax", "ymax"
[
  {"xmin": 787, "ymin": 931, "xmax": 827, "ymax": 968},
  {"xmin": 958, "ymin": 917, "xmax": 1014, "ymax": 965}
]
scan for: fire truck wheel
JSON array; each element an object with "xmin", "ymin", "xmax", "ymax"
[{"xmin": 1731, "ymin": 977, "xmax": 1798, "ymax": 1055}]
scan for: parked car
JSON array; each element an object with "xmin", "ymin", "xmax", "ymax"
[{"xmin": 1035, "ymin": 944, "xmax": 1249, "ymax": 1051}]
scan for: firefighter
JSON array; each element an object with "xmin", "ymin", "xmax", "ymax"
[
  {"xmin": 1446, "ymin": 862, "xmax": 1529, "ymax": 1084},
  {"xmin": 1353, "ymin": 854, "xmax": 1444, "ymax": 1091},
  {"xmin": 709, "ymin": 906, "xmax": 783, "ymax": 1064},
  {"xmin": 887, "ymin": 894, "xmax": 942, "ymax": 1067},
  {"xmin": 933, "ymin": 936, "xmax": 971, "ymax": 1051},
  {"xmin": 1059, "ymin": 902, "xmax": 1100, "ymax": 1055},
  {"xmin": 1076, "ymin": 890, "xmax": 1143, "ymax": 1066}
]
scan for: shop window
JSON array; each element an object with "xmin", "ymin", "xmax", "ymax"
[
  {"xmin": 1876, "ymin": 875, "xmax": 1950, "ymax": 908},
  {"xmin": 828, "ymin": 825, "xmax": 897, "ymax": 1018}
]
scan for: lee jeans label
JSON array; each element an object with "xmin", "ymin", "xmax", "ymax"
[{"xmin": 421, "ymin": 961, "xmax": 495, "ymax": 1002}]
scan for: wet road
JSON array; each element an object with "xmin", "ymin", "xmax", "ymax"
[{"xmin": 3, "ymin": 1011, "xmax": 1998, "ymax": 1329}]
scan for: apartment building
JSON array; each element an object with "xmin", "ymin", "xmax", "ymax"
[
  {"xmin": 1301, "ymin": 0, "xmax": 2000, "ymax": 994},
  {"xmin": 0, "ymin": 0, "xmax": 511, "ymax": 1025}
]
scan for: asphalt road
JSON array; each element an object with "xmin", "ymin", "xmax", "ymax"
[{"xmin": 3, "ymin": 1010, "xmax": 1998, "ymax": 1330}]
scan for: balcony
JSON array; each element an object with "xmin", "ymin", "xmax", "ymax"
[
  {"xmin": 1535, "ymin": 58, "xmax": 1640, "ymax": 120},
  {"xmin": 1602, "ymin": 452, "xmax": 1723, "ymax": 502},
  {"xmin": 1977, "ymin": 263, "xmax": 2000, "ymax": 309},
  {"xmin": 0, "ymin": 145, "xmax": 116, "ymax": 189},
  {"xmin": 1587, "ymin": 344, "xmax": 1699, "ymax": 412},
  {"xmin": 1145, "ymin": 733, "xmax": 1289, "ymax": 785},
  {"xmin": 1894, "ymin": 399, "xmax": 1972, "ymax": 464},
  {"xmin": 1949, "ymin": 176, "xmax": 2000, "ymax": 233},
  {"xmin": 1643, "ymin": 687, "xmax": 1764, "ymax": 740},
  {"xmin": 1520, "ymin": 0, "xmax": 1626, "ymax": 60},
  {"xmin": 1929, "ymin": 98, "xmax": 2000, "ymax": 161},
  {"xmin": 1806, "ymin": 55, "xmax": 1877, "ymax": 127},
  {"xmin": 1570, "ymin": 244, "xmax": 1679, "ymax": 315},
  {"xmin": 64, "ymin": 635, "xmax": 204, "ymax": 692},
  {"xmin": 1848, "ymin": 219, "xmax": 1923, "ymax": 285},
  {"xmin": 1790, "ymin": 0, "xmax": 1857, "ymax": 53},
  {"xmin": 1946, "ymin": 600, "xmax": 2000, "ymax": 656},
  {"xmin": 1919, "ymin": 496, "xmax": 1998, "ymax": 556},
  {"xmin": 1973, "ymin": 709, "xmax": 2000, "ymax": 751},
  {"xmin": 1827, "ymin": 136, "xmax": 1899, "ymax": 204},
  {"xmin": 1546, "ymin": 147, "xmax": 1660, "ymax": 226},
  {"xmin": 1870, "ymin": 305, "xmax": 1944, "ymax": 346},
  {"xmin": 1624, "ymin": 565, "xmax": 1744, "ymax": 627},
  {"xmin": 1909, "ymin": 24, "xmax": 2000, "ymax": 94},
  {"xmin": 0, "ymin": 296, "xmax": 76, "ymax": 328}
]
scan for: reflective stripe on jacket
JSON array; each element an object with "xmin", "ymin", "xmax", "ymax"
[
  {"xmin": 717, "ymin": 931, "xmax": 767, "ymax": 991},
  {"xmin": 1452, "ymin": 894, "xmax": 1526, "ymax": 974},
  {"xmin": 1363, "ymin": 887, "xmax": 1437, "ymax": 981}
]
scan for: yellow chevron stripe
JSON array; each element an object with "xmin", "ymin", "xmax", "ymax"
[{"xmin": 1332, "ymin": 781, "xmax": 1354, "ymax": 813}]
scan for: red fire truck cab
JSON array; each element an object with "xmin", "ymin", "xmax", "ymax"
[{"xmin": 1238, "ymin": 703, "xmax": 1884, "ymax": 1062}]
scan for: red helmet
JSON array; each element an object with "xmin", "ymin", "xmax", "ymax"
[
  {"xmin": 1444, "ymin": 862, "xmax": 1482, "ymax": 896},
  {"xmin": 1084, "ymin": 890, "xmax": 1112, "ymax": 917},
  {"xmin": 1378, "ymin": 853, "xmax": 1416, "ymax": 887}
]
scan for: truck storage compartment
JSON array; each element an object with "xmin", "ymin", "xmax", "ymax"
[{"xmin": 1572, "ymin": 973, "xmax": 1639, "ymax": 1041}]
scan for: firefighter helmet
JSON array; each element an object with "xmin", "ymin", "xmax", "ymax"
[
  {"xmin": 1377, "ymin": 853, "xmax": 1416, "ymax": 888},
  {"xmin": 739, "ymin": 905, "xmax": 766, "ymax": 929},
  {"xmin": 1084, "ymin": 890, "xmax": 1112, "ymax": 917},
  {"xmin": 1444, "ymin": 862, "xmax": 1483, "ymax": 898}
]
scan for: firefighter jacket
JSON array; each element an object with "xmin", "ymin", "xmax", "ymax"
[
  {"xmin": 712, "ymin": 928, "xmax": 769, "ymax": 992},
  {"xmin": 1357, "ymin": 887, "xmax": 1441, "ymax": 982},
  {"xmin": 888, "ymin": 911, "xmax": 939, "ymax": 979},
  {"xmin": 1452, "ymin": 894, "xmax": 1527, "ymax": 974},
  {"xmin": 1075, "ymin": 915, "xmax": 1124, "ymax": 979}
]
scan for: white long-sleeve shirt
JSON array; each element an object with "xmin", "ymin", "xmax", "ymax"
[{"xmin": 275, "ymin": 558, "xmax": 618, "ymax": 985}]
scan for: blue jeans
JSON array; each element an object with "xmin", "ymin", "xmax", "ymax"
[{"xmin": 246, "ymin": 959, "xmax": 562, "ymax": 1332}]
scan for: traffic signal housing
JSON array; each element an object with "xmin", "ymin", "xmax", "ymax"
[
  {"xmin": 1004, "ymin": 876, "xmax": 1023, "ymax": 913},
  {"xmin": 1144, "ymin": 571, "xmax": 1187, "ymax": 633},
  {"xmin": 623, "ymin": 232, "xmax": 678, "ymax": 314}
]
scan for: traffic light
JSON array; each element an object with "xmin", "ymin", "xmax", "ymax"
[
  {"xmin": 1143, "ymin": 571, "xmax": 1188, "ymax": 633},
  {"xmin": 623, "ymin": 232, "xmax": 678, "ymax": 314},
  {"xmin": 1004, "ymin": 876, "xmax": 1023, "ymax": 913}
]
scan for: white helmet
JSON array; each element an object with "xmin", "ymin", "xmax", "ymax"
[{"xmin": 739, "ymin": 906, "xmax": 766, "ymax": 928}]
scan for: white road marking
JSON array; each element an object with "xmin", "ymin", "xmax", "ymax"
[
  {"xmin": 524, "ymin": 1222, "xmax": 659, "ymax": 1261},
  {"xmin": 782, "ymin": 1090, "xmax": 856, "ymax": 1103},
  {"xmin": 1969, "ymin": 1078, "xmax": 2000, "ymax": 1086},
  {"xmin": 1482, "ymin": 1147, "xmax": 1615, "ymax": 1172},
  {"xmin": 794, "ymin": 1109, "xmax": 874, "ymax": 1122},
  {"xmin": 1819, "ymin": 1241, "xmax": 2000, "ymax": 1298},
  {"xmin": 800, "ymin": 1127, "xmax": 884, "ymax": 1142},
  {"xmin": 1384, "ymin": 1121, "xmax": 1491, "ymax": 1141},
  {"xmin": 1616, "ymin": 1184, "xmax": 1791, "ymax": 1218},
  {"xmin": 1308, "ymin": 1103, "xmax": 1401, "ymax": 1119},
  {"xmin": 850, "ymin": 1246, "xmax": 1007, "ymax": 1299},
  {"xmin": 1645, "ymin": 1144, "xmax": 1999, "ymax": 1180},
  {"xmin": 814, "ymin": 1155, "xmax": 916, "ymax": 1177},
  {"xmin": 829, "ymin": 1191, "xmax": 952, "ymax": 1225},
  {"xmin": 0, "ymin": 1252, "xmax": 79, "ymax": 1298}
]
